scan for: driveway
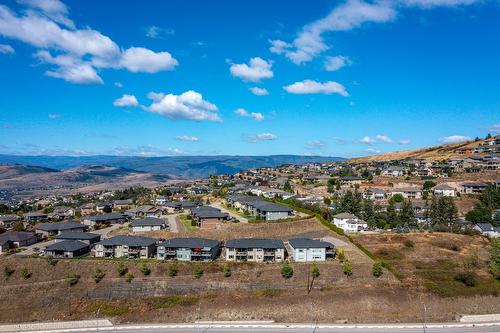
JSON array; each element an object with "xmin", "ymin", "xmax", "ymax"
[
  {"xmin": 165, "ymin": 213, "xmax": 182, "ymax": 233},
  {"xmin": 210, "ymin": 202, "xmax": 248, "ymax": 223}
]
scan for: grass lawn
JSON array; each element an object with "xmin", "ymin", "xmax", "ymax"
[{"xmin": 179, "ymin": 214, "xmax": 198, "ymax": 231}]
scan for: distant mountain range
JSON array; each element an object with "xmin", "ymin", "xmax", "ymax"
[{"xmin": 0, "ymin": 155, "xmax": 344, "ymax": 179}]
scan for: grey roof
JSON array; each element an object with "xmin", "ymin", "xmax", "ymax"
[
  {"xmin": 463, "ymin": 182, "xmax": 487, "ymax": 187},
  {"xmin": 475, "ymin": 223, "xmax": 495, "ymax": 232},
  {"xmin": 23, "ymin": 212, "xmax": 47, "ymax": 217},
  {"xmin": 288, "ymin": 238, "xmax": 334, "ymax": 249},
  {"xmin": 98, "ymin": 235, "xmax": 156, "ymax": 247},
  {"xmin": 131, "ymin": 217, "xmax": 166, "ymax": 227},
  {"xmin": 339, "ymin": 176, "xmax": 364, "ymax": 181},
  {"xmin": 86, "ymin": 213, "xmax": 127, "ymax": 222},
  {"xmin": 0, "ymin": 231, "xmax": 36, "ymax": 243},
  {"xmin": 159, "ymin": 237, "xmax": 219, "ymax": 249},
  {"xmin": 191, "ymin": 206, "xmax": 229, "ymax": 218},
  {"xmin": 251, "ymin": 201, "xmax": 293, "ymax": 213},
  {"xmin": 36, "ymin": 221, "xmax": 85, "ymax": 232},
  {"xmin": 226, "ymin": 238, "xmax": 285, "ymax": 249},
  {"xmin": 434, "ymin": 184, "xmax": 455, "ymax": 190},
  {"xmin": 179, "ymin": 201, "xmax": 199, "ymax": 208},
  {"xmin": 45, "ymin": 240, "xmax": 88, "ymax": 252},
  {"xmin": 0, "ymin": 215, "xmax": 20, "ymax": 222},
  {"xmin": 56, "ymin": 232, "xmax": 100, "ymax": 241},
  {"xmin": 333, "ymin": 212, "xmax": 357, "ymax": 219}
]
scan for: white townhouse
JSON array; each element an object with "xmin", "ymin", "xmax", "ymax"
[
  {"xmin": 288, "ymin": 238, "xmax": 335, "ymax": 262},
  {"xmin": 433, "ymin": 184, "xmax": 456, "ymax": 197},
  {"xmin": 333, "ymin": 213, "xmax": 368, "ymax": 233}
]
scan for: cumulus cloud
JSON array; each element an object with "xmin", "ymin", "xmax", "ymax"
[
  {"xmin": 283, "ymin": 79, "xmax": 348, "ymax": 96},
  {"xmin": 489, "ymin": 124, "xmax": 500, "ymax": 134},
  {"xmin": 399, "ymin": 139, "xmax": 411, "ymax": 145},
  {"xmin": 145, "ymin": 25, "xmax": 175, "ymax": 39},
  {"xmin": 360, "ymin": 136, "xmax": 375, "ymax": 145},
  {"xmin": 175, "ymin": 135, "xmax": 199, "ymax": 142},
  {"xmin": 375, "ymin": 134, "xmax": 393, "ymax": 143},
  {"xmin": 113, "ymin": 94, "xmax": 139, "ymax": 107},
  {"xmin": 113, "ymin": 145, "xmax": 185, "ymax": 157},
  {"xmin": 249, "ymin": 87, "xmax": 269, "ymax": 96},
  {"xmin": 305, "ymin": 140, "xmax": 326, "ymax": 149},
  {"xmin": 440, "ymin": 135, "xmax": 472, "ymax": 144},
  {"xmin": 229, "ymin": 57, "xmax": 273, "ymax": 82},
  {"xmin": 0, "ymin": 43, "xmax": 14, "ymax": 54},
  {"xmin": 234, "ymin": 108, "xmax": 265, "ymax": 121},
  {"xmin": 324, "ymin": 55, "xmax": 352, "ymax": 71},
  {"xmin": 0, "ymin": 2, "xmax": 178, "ymax": 84},
  {"xmin": 47, "ymin": 113, "xmax": 61, "ymax": 119},
  {"xmin": 269, "ymin": 39, "xmax": 291, "ymax": 54},
  {"xmin": 367, "ymin": 148, "xmax": 382, "ymax": 154},
  {"xmin": 247, "ymin": 133, "xmax": 277, "ymax": 142},
  {"xmin": 144, "ymin": 90, "xmax": 221, "ymax": 122}
]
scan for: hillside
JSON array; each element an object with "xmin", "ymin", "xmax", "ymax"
[
  {"xmin": 0, "ymin": 155, "xmax": 344, "ymax": 178},
  {"xmin": 348, "ymin": 139, "xmax": 488, "ymax": 163}
]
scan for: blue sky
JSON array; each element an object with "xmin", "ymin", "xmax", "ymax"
[{"xmin": 0, "ymin": 0, "xmax": 499, "ymax": 158}]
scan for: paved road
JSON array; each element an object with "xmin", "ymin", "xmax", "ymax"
[
  {"xmin": 14, "ymin": 323, "xmax": 500, "ymax": 333},
  {"xmin": 210, "ymin": 202, "xmax": 248, "ymax": 223}
]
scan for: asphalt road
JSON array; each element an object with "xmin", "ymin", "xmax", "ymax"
[{"xmin": 20, "ymin": 323, "xmax": 500, "ymax": 333}]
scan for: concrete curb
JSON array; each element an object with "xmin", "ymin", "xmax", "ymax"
[{"xmin": 0, "ymin": 320, "xmax": 113, "ymax": 332}]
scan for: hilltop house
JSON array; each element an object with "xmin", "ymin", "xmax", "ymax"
[
  {"xmin": 157, "ymin": 237, "xmax": 219, "ymax": 261},
  {"xmin": 363, "ymin": 188, "xmax": 386, "ymax": 200},
  {"xmin": 225, "ymin": 238, "xmax": 285, "ymax": 262},
  {"xmin": 382, "ymin": 166, "xmax": 406, "ymax": 177},
  {"xmin": 288, "ymin": 238, "xmax": 335, "ymax": 262},
  {"xmin": 94, "ymin": 235, "xmax": 156, "ymax": 258},
  {"xmin": 333, "ymin": 213, "xmax": 368, "ymax": 232},
  {"xmin": 191, "ymin": 206, "xmax": 229, "ymax": 229},
  {"xmin": 389, "ymin": 187, "xmax": 423, "ymax": 199},
  {"xmin": 462, "ymin": 182, "xmax": 487, "ymax": 194},
  {"xmin": 0, "ymin": 215, "xmax": 20, "ymax": 229},
  {"xmin": 433, "ymin": 184, "xmax": 456, "ymax": 197},
  {"xmin": 339, "ymin": 176, "xmax": 364, "ymax": 186}
]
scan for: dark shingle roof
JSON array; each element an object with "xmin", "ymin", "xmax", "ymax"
[
  {"xmin": 0, "ymin": 231, "xmax": 36, "ymax": 243},
  {"xmin": 191, "ymin": 207, "xmax": 229, "ymax": 218},
  {"xmin": 288, "ymin": 238, "xmax": 334, "ymax": 249},
  {"xmin": 159, "ymin": 237, "xmax": 219, "ymax": 249},
  {"xmin": 251, "ymin": 201, "xmax": 293, "ymax": 213},
  {"xmin": 131, "ymin": 217, "xmax": 166, "ymax": 227},
  {"xmin": 45, "ymin": 240, "xmax": 88, "ymax": 252},
  {"xmin": 98, "ymin": 235, "xmax": 156, "ymax": 247},
  {"xmin": 56, "ymin": 232, "xmax": 100, "ymax": 241},
  {"xmin": 36, "ymin": 221, "xmax": 85, "ymax": 232},
  {"xmin": 87, "ymin": 213, "xmax": 127, "ymax": 222},
  {"xmin": 226, "ymin": 238, "xmax": 284, "ymax": 249},
  {"xmin": 333, "ymin": 213, "xmax": 357, "ymax": 219}
]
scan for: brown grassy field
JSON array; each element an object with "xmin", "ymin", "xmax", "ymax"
[{"xmin": 352, "ymin": 232, "xmax": 500, "ymax": 297}]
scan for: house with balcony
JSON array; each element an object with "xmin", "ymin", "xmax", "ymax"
[
  {"xmin": 288, "ymin": 238, "xmax": 335, "ymax": 262},
  {"xmin": 225, "ymin": 238, "xmax": 285, "ymax": 262},
  {"xmin": 389, "ymin": 187, "xmax": 423, "ymax": 199},
  {"xmin": 433, "ymin": 184, "xmax": 456, "ymax": 197},
  {"xmin": 83, "ymin": 212, "xmax": 128, "ymax": 228},
  {"xmin": 0, "ymin": 231, "xmax": 37, "ymax": 254},
  {"xmin": 333, "ymin": 213, "xmax": 368, "ymax": 232},
  {"xmin": 94, "ymin": 235, "xmax": 157, "ymax": 258},
  {"xmin": 44, "ymin": 240, "xmax": 90, "ymax": 258},
  {"xmin": 157, "ymin": 237, "xmax": 219, "ymax": 261}
]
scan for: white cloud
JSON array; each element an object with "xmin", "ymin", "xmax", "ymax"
[
  {"xmin": 375, "ymin": 134, "xmax": 393, "ymax": 143},
  {"xmin": 145, "ymin": 25, "xmax": 175, "ymax": 39},
  {"xmin": 440, "ymin": 135, "xmax": 472, "ymax": 144},
  {"xmin": 367, "ymin": 148, "xmax": 382, "ymax": 154},
  {"xmin": 144, "ymin": 90, "xmax": 221, "ymax": 122},
  {"xmin": 249, "ymin": 87, "xmax": 269, "ymax": 96},
  {"xmin": 324, "ymin": 55, "xmax": 352, "ymax": 71},
  {"xmin": 229, "ymin": 57, "xmax": 273, "ymax": 82},
  {"xmin": 489, "ymin": 124, "xmax": 500, "ymax": 134},
  {"xmin": 399, "ymin": 139, "xmax": 411, "ymax": 145},
  {"xmin": 283, "ymin": 79, "xmax": 348, "ymax": 96},
  {"xmin": 360, "ymin": 136, "xmax": 375, "ymax": 145},
  {"xmin": 0, "ymin": 2, "xmax": 178, "ymax": 84},
  {"xmin": 0, "ymin": 43, "xmax": 14, "ymax": 54},
  {"xmin": 119, "ymin": 47, "xmax": 178, "ymax": 73},
  {"xmin": 18, "ymin": 0, "xmax": 75, "ymax": 29},
  {"xmin": 248, "ymin": 133, "xmax": 277, "ymax": 142},
  {"xmin": 305, "ymin": 140, "xmax": 326, "ymax": 149},
  {"xmin": 113, "ymin": 94, "xmax": 139, "ymax": 107},
  {"xmin": 35, "ymin": 50, "xmax": 103, "ymax": 84},
  {"xmin": 269, "ymin": 39, "xmax": 291, "ymax": 54},
  {"xmin": 113, "ymin": 145, "xmax": 185, "ymax": 157},
  {"xmin": 234, "ymin": 108, "xmax": 264, "ymax": 121},
  {"xmin": 47, "ymin": 113, "xmax": 61, "ymax": 119},
  {"xmin": 114, "ymin": 81, "xmax": 122, "ymax": 88},
  {"xmin": 175, "ymin": 135, "xmax": 199, "ymax": 142},
  {"xmin": 279, "ymin": 0, "xmax": 396, "ymax": 64}
]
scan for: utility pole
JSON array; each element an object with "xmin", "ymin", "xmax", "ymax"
[{"xmin": 422, "ymin": 303, "xmax": 427, "ymax": 333}]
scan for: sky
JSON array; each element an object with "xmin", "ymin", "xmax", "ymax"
[{"xmin": 0, "ymin": 0, "xmax": 499, "ymax": 158}]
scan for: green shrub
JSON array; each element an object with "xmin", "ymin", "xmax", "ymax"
[
  {"xmin": 336, "ymin": 248, "xmax": 345, "ymax": 262},
  {"xmin": 372, "ymin": 261, "xmax": 384, "ymax": 277},
  {"xmin": 92, "ymin": 303, "xmax": 129, "ymax": 316},
  {"xmin": 46, "ymin": 256, "xmax": 58, "ymax": 266},
  {"xmin": 4, "ymin": 266, "xmax": 14, "ymax": 278},
  {"xmin": 21, "ymin": 267, "xmax": 31, "ymax": 279},
  {"xmin": 311, "ymin": 263, "xmax": 320, "ymax": 278},
  {"xmin": 222, "ymin": 263, "xmax": 231, "ymax": 277},
  {"xmin": 281, "ymin": 262, "xmax": 294, "ymax": 279},
  {"xmin": 124, "ymin": 272, "xmax": 134, "ymax": 283},
  {"xmin": 343, "ymin": 261, "xmax": 353, "ymax": 276},
  {"xmin": 192, "ymin": 264, "xmax": 203, "ymax": 278},
  {"xmin": 489, "ymin": 238, "xmax": 500, "ymax": 279},
  {"xmin": 67, "ymin": 273, "xmax": 80, "ymax": 286},
  {"xmin": 454, "ymin": 271, "xmax": 478, "ymax": 287},
  {"xmin": 140, "ymin": 264, "xmax": 151, "ymax": 276},
  {"xmin": 253, "ymin": 288, "xmax": 281, "ymax": 297},
  {"xmin": 403, "ymin": 239, "xmax": 415, "ymax": 248},
  {"xmin": 153, "ymin": 295, "xmax": 199, "ymax": 309},
  {"xmin": 167, "ymin": 264, "xmax": 178, "ymax": 277},
  {"xmin": 117, "ymin": 263, "xmax": 127, "ymax": 276},
  {"xmin": 93, "ymin": 269, "xmax": 105, "ymax": 283}
]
